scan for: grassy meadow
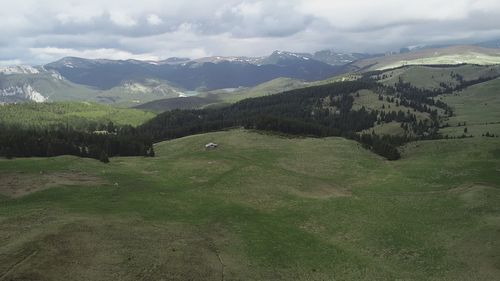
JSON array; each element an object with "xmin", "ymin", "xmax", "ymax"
[
  {"xmin": 0, "ymin": 129, "xmax": 499, "ymax": 280},
  {"xmin": 380, "ymin": 65, "xmax": 500, "ymax": 90},
  {"xmin": 438, "ymin": 77, "xmax": 500, "ymax": 137},
  {"xmin": 0, "ymin": 102, "xmax": 156, "ymax": 128}
]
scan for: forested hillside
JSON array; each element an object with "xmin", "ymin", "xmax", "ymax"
[{"xmin": 0, "ymin": 102, "xmax": 156, "ymax": 162}]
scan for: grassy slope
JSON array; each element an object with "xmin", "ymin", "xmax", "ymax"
[
  {"xmin": 352, "ymin": 89, "xmax": 430, "ymax": 136},
  {"xmin": 0, "ymin": 102, "xmax": 156, "ymax": 128},
  {"xmin": 438, "ymin": 77, "xmax": 500, "ymax": 137},
  {"xmin": 380, "ymin": 65, "xmax": 500, "ymax": 90},
  {"xmin": 351, "ymin": 45, "xmax": 500, "ymax": 71},
  {"xmin": 0, "ymin": 129, "xmax": 499, "ymax": 280},
  {"xmin": 380, "ymin": 53, "xmax": 500, "ymax": 70},
  {"xmin": 208, "ymin": 78, "xmax": 307, "ymax": 103}
]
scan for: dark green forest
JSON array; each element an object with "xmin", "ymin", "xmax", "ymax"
[{"xmin": 0, "ymin": 124, "xmax": 154, "ymax": 163}]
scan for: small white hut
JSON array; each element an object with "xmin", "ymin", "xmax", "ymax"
[{"xmin": 205, "ymin": 142, "xmax": 218, "ymax": 149}]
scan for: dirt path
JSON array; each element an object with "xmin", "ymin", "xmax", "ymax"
[
  {"xmin": 215, "ymin": 250, "xmax": 225, "ymax": 281},
  {"xmin": 0, "ymin": 250, "xmax": 38, "ymax": 281}
]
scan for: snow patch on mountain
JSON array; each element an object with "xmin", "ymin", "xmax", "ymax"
[{"xmin": 273, "ymin": 51, "xmax": 312, "ymax": 60}]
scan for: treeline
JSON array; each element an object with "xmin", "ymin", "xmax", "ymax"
[
  {"xmin": 385, "ymin": 78, "xmax": 451, "ymax": 111},
  {"xmin": 139, "ymin": 81, "xmax": 408, "ymax": 160},
  {"xmin": 366, "ymin": 67, "xmax": 500, "ymax": 118},
  {"xmin": 439, "ymin": 73, "xmax": 500, "ymax": 93},
  {"xmin": 0, "ymin": 123, "xmax": 154, "ymax": 163},
  {"xmin": 385, "ymin": 74, "xmax": 500, "ymax": 112},
  {"xmin": 356, "ymin": 133, "xmax": 407, "ymax": 160},
  {"xmin": 140, "ymin": 82, "xmax": 375, "ymax": 136}
]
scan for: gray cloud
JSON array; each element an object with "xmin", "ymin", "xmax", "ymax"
[{"xmin": 1, "ymin": 0, "xmax": 500, "ymax": 65}]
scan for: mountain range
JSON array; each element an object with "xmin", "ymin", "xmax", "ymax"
[
  {"xmin": 1, "ymin": 49, "xmax": 363, "ymax": 104},
  {"xmin": 43, "ymin": 50, "xmax": 351, "ymax": 91},
  {"xmin": 1, "ymin": 44, "xmax": 500, "ymax": 105}
]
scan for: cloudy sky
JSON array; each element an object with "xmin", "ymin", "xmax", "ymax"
[{"xmin": 2, "ymin": 0, "xmax": 500, "ymax": 65}]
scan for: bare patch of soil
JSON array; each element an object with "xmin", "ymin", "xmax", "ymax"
[{"xmin": 0, "ymin": 172, "xmax": 106, "ymax": 198}]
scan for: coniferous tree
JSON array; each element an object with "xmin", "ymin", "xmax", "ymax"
[{"xmin": 99, "ymin": 151, "xmax": 110, "ymax": 163}]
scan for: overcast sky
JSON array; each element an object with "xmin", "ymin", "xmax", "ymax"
[{"xmin": 2, "ymin": 0, "xmax": 500, "ymax": 65}]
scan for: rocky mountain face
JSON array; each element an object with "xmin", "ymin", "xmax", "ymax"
[
  {"xmin": 0, "ymin": 67, "xmax": 58, "ymax": 103},
  {"xmin": 0, "ymin": 84, "xmax": 47, "ymax": 103}
]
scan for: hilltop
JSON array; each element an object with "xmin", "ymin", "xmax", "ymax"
[{"xmin": 350, "ymin": 45, "xmax": 500, "ymax": 71}]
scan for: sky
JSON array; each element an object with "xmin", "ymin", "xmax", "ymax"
[{"xmin": 1, "ymin": 0, "xmax": 500, "ymax": 65}]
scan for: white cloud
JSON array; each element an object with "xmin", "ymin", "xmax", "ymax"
[
  {"xmin": 299, "ymin": 0, "xmax": 471, "ymax": 30},
  {"xmin": 1, "ymin": 0, "xmax": 500, "ymax": 64},
  {"xmin": 147, "ymin": 14, "xmax": 163, "ymax": 26},
  {"xmin": 109, "ymin": 11, "xmax": 137, "ymax": 27},
  {"xmin": 29, "ymin": 47, "xmax": 159, "ymax": 61}
]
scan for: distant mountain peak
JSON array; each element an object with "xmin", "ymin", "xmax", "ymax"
[
  {"xmin": 270, "ymin": 50, "xmax": 312, "ymax": 59},
  {"xmin": 312, "ymin": 50, "xmax": 376, "ymax": 66}
]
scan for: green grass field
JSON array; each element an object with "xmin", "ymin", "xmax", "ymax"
[
  {"xmin": 0, "ymin": 129, "xmax": 499, "ymax": 280},
  {"xmin": 380, "ymin": 65, "xmax": 500, "ymax": 90},
  {"xmin": 0, "ymin": 102, "xmax": 156, "ymax": 128},
  {"xmin": 437, "ymin": 77, "xmax": 500, "ymax": 137}
]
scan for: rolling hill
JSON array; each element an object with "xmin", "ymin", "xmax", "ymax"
[
  {"xmin": 0, "ymin": 128, "xmax": 498, "ymax": 280},
  {"xmin": 350, "ymin": 45, "xmax": 500, "ymax": 71},
  {"xmin": 376, "ymin": 64, "xmax": 500, "ymax": 90}
]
